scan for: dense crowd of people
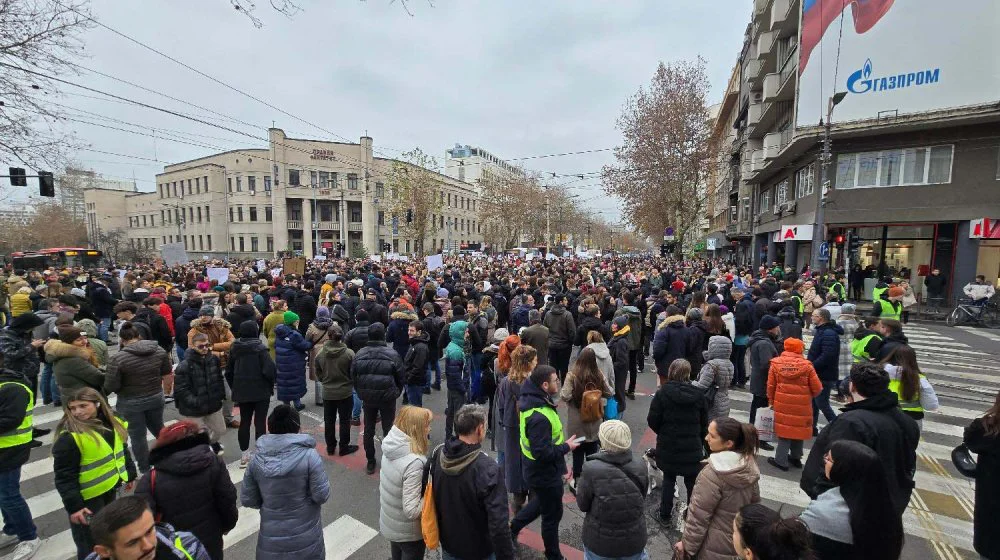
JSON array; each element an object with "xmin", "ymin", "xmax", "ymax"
[{"xmin": 0, "ymin": 254, "xmax": 997, "ymax": 560}]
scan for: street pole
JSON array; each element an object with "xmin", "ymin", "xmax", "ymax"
[
  {"xmin": 810, "ymin": 92, "xmax": 845, "ymax": 275},
  {"xmin": 545, "ymin": 187, "xmax": 551, "ymax": 253},
  {"xmin": 312, "ymin": 180, "xmax": 319, "ymax": 260}
]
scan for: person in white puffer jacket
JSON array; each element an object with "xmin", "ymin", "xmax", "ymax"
[{"xmin": 378, "ymin": 405, "xmax": 431, "ymax": 560}]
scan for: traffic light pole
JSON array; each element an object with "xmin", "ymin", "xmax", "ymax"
[{"xmin": 2, "ymin": 169, "xmax": 56, "ymax": 197}]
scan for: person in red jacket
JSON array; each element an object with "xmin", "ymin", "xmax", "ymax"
[
  {"xmin": 150, "ymin": 291, "xmax": 176, "ymax": 338},
  {"xmin": 766, "ymin": 337, "xmax": 822, "ymax": 472}
]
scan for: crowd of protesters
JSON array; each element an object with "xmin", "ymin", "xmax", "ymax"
[{"xmin": 0, "ymin": 253, "xmax": 996, "ymax": 560}]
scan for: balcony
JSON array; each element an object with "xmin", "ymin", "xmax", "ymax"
[
  {"xmin": 754, "ymin": 0, "xmax": 772, "ymax": 23},
  {"xmin": 763, "ymin": 73, "xmax": 781, "ymax": 102},
  {"xmin": 316, "ymin": 221, "xmax": 339, "ymax": 230},
  {"xmin": 347, "ymin": 222, "xmax": 364, "ymax": 232},
  {"xmin": 745, "ymin": 59, "xmax": 762, "ymax": 85},
  {"xmin": 726, "ymin": 223, "xmax": 738, "ymax": 235},
  {"xmin": 770, "ymin": 0, "xmax": 794, "ymax": 33},
  {"xmin": 286, "ymin": 221, "xmax": 302, "ymax": 229},
  {"xmin": 763, "ymin": 129, "xmax": 793, "ymax": 160},
  {"xmin": 747, "ymin": 103, "xmax": 762, "ymax": 127},
  {"xmin": 756, "ymin": 31, "xmax": 776, "ymax": 61}
]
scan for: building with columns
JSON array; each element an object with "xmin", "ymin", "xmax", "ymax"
[{"xmin": 85, "ymin": 129, "xmax": 484, "ymax": 260}]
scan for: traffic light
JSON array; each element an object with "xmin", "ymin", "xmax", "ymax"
[
  {"xmin": 848, "ymin": 234, "xmax": 861, "ymax": 254},
  {"xmin": 406, "ymin": 209, "xmax": 413, "ymax": 223},
  {"xmin": 8, "ymin": 167, "xmax": 26, "ymax": 187},
  {"xmin": 38, "ymin": 171, "xmax": 55, "ymax": 197},
  {"xmin": 660, "ymin": 244, "xmax": 668, "ymax": 257},
  {"xmin": 834, "ymin": 234, "xmax": 845, "ymax": 245}
]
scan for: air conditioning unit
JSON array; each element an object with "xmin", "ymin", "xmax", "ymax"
[
  {"xmin": 751, "ymin": 91, "xmax": 763, "ymax": 103},
  {"xmin": 772, "ymin": 205, "xmax": 781, "ymax": 215},
  {"xmin": 785, "ymin": 201, "xmax": 797, "ymax": 212}
]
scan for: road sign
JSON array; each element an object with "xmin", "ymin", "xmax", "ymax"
[
  {"xmin": 664, "ymin": 226, "xmax": 675, "ymax": 242},
  {"xmin": 819, "ymin": 241, "xmax": 831, "ymax": 261}
]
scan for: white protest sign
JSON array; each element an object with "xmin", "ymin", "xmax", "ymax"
[
  {"xmin": 206, "ymin": 267, "xmax": 229, "ymax": 284},
  {"xmin": 369, "ymin": 254, "xmax": 382, "ymax": 262},
  {"xmin": 270, "ymin": 268, "xmax": 282, "ymax": 279},
  {"xmin": 159, "ymin": 242, "xmax": 188, "ymax": 267},
  {"xmin": 118, "ymin": 269, "xmax": 126, "ymax": 280},
  {"xmin": 546, "ymin": 253, "xmax": 556, "ymax": 260},
  {"xmin": 525, "ymin": 253, "xmax": 534, "ymax": 261},
  {"xmin": 425, "ymin": 254, "xmax": 443, "ymax": 270},
  {"xmin": 482, "ymin": 280, "xmax": 492, "ymax": 292},
  {"xmin": 256, "ymin": 259, "xmax": 266, "ymax": 270}
]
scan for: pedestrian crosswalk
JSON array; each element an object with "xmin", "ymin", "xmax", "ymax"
[{"xmin": 17, "ymin": 403, "xmax": 381, "ymax": 560}]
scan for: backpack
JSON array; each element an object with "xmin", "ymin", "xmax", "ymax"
[{"xmin": 580, "ymin": 382, "xmax": 604, "ymax": 423}]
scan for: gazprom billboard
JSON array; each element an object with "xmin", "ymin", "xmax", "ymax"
[{"xmin": 796, "ymin": 0, "xmax": 1000, "ymax": 127}]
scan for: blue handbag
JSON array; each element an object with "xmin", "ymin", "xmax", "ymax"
[{"xmin": 604, "ymin": 397, "xmax": 619, "ymax": 420}]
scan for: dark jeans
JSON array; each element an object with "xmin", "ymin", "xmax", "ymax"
[
  {"xmin": 323, "ymin": 397, "xmax": 354, "ymax": 452},
  {"xmin": 851, "ymin": 283, "xmax": 863, "ymax": 301},
  {"xmin": 731, "ymin": 344, "xmax": 748, "ymax": 386},
  {"xmin": 572, "ymin": 440, "xmax": 601, "ymax": 479},
  {"xmin": 237, "ymin": 400, "xmax": 269, "ymax": 452},
  {"xmin": 363, "ymin": 401, "xmax": 396, "ymax": 462},
  {"xmin": 40, "ymin": 361, "xmax": 61, "ymax": 404},
  {"xmin": 444, "ymin": 390, "xmax": 466, "ymax": 440},
  {"xmin": 0, "ymin": 466, "xmax": 36, "ymax": 541},
  {"xmin": 511, "ymin": 484, "xmax": 564, "ymax": 560},
  {"xmin": 405, "ymin": 384, "xmax": 424, "ymax": 408},
  {"xmin": 549, "ymin": 346, "xmax": 572, "ymax": 383},
  {"xmin": 902, "ymin": 309, "xmax": 910, "ymax": 324},
  {"xmin": 469, "ymin": 352, "xmax": 484, "ymax": 400},
  {"xmin": 748, "ymin": 395, "xmax": 769, "ymax": 425},
  {"xmin": 425, "ymin": 357, "xmax": 442, "ymax": 388},
  {"xmin": 390, "ymin": 539, "xmax": 426, "ymax": 560},
  {"xmin": 812, "ymin": 381, "xmax": 838, "ymax": 430},
  {"xmin": 642, "ymin": 326, "xmax": 652, "ymax": 356},
  {"xmin": 116, "ymin": 393, "xmax": 165, "ymax": 473},
  {"xmin": 627, "ymin": 349, "xmax": 639, "ymax": 392},
  {"xmin": 659, "ymin": 470, "xmax": 698, "ymax": 520},
  {"xmin": 70, "ymin": 489, "xmax": 116, "ymax": 560}
]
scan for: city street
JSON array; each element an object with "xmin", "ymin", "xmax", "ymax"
[{"xmin": 16, "ymin": 319, "xmax": 991, "ymax": 560}]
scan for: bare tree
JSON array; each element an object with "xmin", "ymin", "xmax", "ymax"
[
  {"xmin": 602, "ymin": 58, "xmax": 713, "ymax": 256},
  {"xmin": 229, "ymin": 0, "xmax": 301, "ymax": 28},
  {"xmin": 0, "ymin": 0, "xmax": 92, "ymax": 169},
  {"xmin": 384, "ymin": 148, "xmax": 443, "ymax": 256},
  {"xmin": 97, "ymin": 227, "xmax": 127, "ymax": 265}
]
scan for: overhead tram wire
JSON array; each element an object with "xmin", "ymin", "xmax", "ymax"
[{"xmin": 51, "ymin": 0, "xmax": 404, "ymax": 159}]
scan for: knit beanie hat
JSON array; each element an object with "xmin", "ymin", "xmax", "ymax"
[
  {"xmin": 492, "ymin": 328, "xmax": 510, "ymax": 343},
  {"xmin": 199, "ymin": 306, "xmax": 215, "ymax": 317},
  {"xmin": 238, "ymin": 320, "xmax": 259, "ymax": 338},
  {"xmin": 598, "ymin": 420, "xmax": 632, "ymax": 453},
  {"xmin": 283, "ymin": 311, "xmax": 300, "ymax": 325},
  {"xmin": 57, "ymin": 325, "xmax": 84, "ymax": 344},
  {"xmin": 612, "ymin": 314, "xmax": 629, "ymax": 330},
  {"xmin": 784, "ymin": 337, "xmax": 805, "ymax": 354},
  {"xmin": 759, "ymin": 315, "xmax": 781, "ymax": 331},
  {"xmin": 355, "ymin": 309, "xmax": 370, "ymax": 323},
  {"xmin": 436, "ymin": 288, "xmax": 449, "ymax": 298},
  {"xmin": 452, "ymin": 306, "xmax": 466, "ymax": 318},
  {"xmin": 368, "ymin": 322, "xmax": 386, "ymax": 341},
  {"xmin": 316, "ymin": 306, "xmax": 331, "ymax": 319}
]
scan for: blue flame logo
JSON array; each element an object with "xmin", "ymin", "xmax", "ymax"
[{"xmin": 863, "ymin": 59, "xmax": 872, "ymax": 79}]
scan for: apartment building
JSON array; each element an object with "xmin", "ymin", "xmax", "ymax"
[
  {"xmin": 721, "ymin": 0, "xmax": 1000, "ymax": 303},
  {"xmin": 85, "ymin": 129, "xmax": 484, "ymax": 260}
]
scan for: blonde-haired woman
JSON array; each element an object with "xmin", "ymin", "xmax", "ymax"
[
  {"xmin": 378, "ymin": 405, "xmax": 432, "ymax": 560},
  {"xmin": 497, "ymin": 344, "xmax": 537, "ymax": 513},
  {"xmin": 52, "ymin": 388, "xmax": 136, "ymax": 559}
]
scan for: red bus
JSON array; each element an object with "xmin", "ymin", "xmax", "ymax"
[{"xmin": 10, "ymin": 248, "xmax": 103, "ymax": 271}]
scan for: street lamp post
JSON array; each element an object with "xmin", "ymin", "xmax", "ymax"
[{"xmin": 810, "ymin": 91, "xmax": 847, "ymax": 274}]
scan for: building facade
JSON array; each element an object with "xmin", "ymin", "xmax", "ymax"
[
  {"xmin": 711, "ymin": 0, "xmax": 1000, "ymax": 304},
  {"xmin": 443, "ymin": 143, "xmax": 521, "ymax": 186},
  {"xmin": 85, "ymin": 130, "xmax": 484, "ymax": 261}
]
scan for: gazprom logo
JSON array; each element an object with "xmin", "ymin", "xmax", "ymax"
[{"xmin": 846, "ymin": 58, "xmax": 941, "ymax": 94}]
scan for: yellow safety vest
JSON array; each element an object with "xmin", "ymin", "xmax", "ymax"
[
  {"xmin": 850, "ymin": 333, "xmax": 882, "ymax": 362},
  {"xmin": 872, "ymin": 286, "xmax": 888, "ymax": 303},
  {"xmin": 66, "ymin": 418, "xmax": 130, "ymax": 500},
  {"xmin": 877, "ymin": 299, "xmax": 902, "ymax": 321},
  {"xmin": 171, "ymin": 535, "xmax": 195, "ymax": 560},
  {"xmin": 889, "ymin": 374, "xmax": 927, "ymax": 413},
  {"xmin": 519, "ymin": 406, "xmax": 564, "ymax": 461},
  {"xmin": 0, "ymin": 382, "xmax": 33, "ymax": 448}
]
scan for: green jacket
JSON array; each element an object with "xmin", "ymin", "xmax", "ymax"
[
  {"xmin": 314, "ymin": 340, "xmax": 355, "ymax": 401},
  {"xmin": 614, "ymin": 306, "xmax": 642, "ymax": 351}
]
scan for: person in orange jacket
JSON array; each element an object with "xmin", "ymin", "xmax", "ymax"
[{"xmin": 766, "ymin": 337, "xmax": 822, "ymax": 472}]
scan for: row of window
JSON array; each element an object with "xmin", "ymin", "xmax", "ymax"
[
  {"xmin": 230, "ymin": 235, "xmax": 274, "ymax": 253},
  {"xmin": 159, "ymin": 176, "xmax": 210, "ymax": 198},
  {"xmin": 229, "ymin": 205, "xmax": 273, "ymax": 223},
  {"xmin": 226, "ymin": 175, "xmax": 273, "ymax": 194}
]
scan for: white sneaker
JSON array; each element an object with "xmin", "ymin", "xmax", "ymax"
[
  {"xmin": 240, "ymin": 451, "xmax": 250, "ymax": 468},
  {"xmin": 2, "ymin": 538, "xmax": 40, "ymax": 560},
  {"xmin": 0, "ymin": 533, "xmax": 17, "ymax": 550}
]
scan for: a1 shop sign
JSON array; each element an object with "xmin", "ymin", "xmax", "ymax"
[
  {"xmin": 970, "ymin": 219, "xmax": 1000, "ymax": 239},
  {"xmin": 779, "ymin": 224, "xmax": 814, "ymax": 242}
]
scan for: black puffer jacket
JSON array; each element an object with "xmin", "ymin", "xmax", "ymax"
[
  {"xmin": 574, "ymin": 314, "xmax": 610, "ymax": 347},
  {"xmin": 351, "ymin": 341, "xmax": 403, "ymax": 404},
  {"xmin": 345, "ymin": 320, "xmax": 370, "ymax": 352},
  {"xmin": 402, "ymin": 332, "xmax": 430, "ymax": 386},
  {"xmin": 647, "ymin": 380, "xmax": 707, "ymax": 476},
  {"xmin": 173, "ymin": 350, "xmax": 226, "ymax": 417},
  {"xmin": 576, "ymin": 450, "xmax": 649, "ymax": 558},
  {"xmin": 227, "ymin": 337, "xmax": 276, "ymax": 403},
  {"xmin": 135, "ymin": 432, "xmax": 239, "ymax": 560},
  {"xmin": 105, "ymin": 340, "xmax": 172, "ymax": 399},
  {"xmin": 518, "ymin": 379, "xmax": 569, "ymax": 488},
  {"xmin": 542, "ymin": 304, "xmax": 576, "ymax": 350}
]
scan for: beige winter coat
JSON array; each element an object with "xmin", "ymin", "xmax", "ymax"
[
  {"xmin": 682, "ymin": 451, "xmax": 761, "ymax": 559},
  {"xmin": 559, "ymin": 371, "xmax": 612, "ymax": 442}
]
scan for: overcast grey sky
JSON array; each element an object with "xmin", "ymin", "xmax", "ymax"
[{"xmin": 57, "ymin": 0, "xmax": 749, "ymax": 222}]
